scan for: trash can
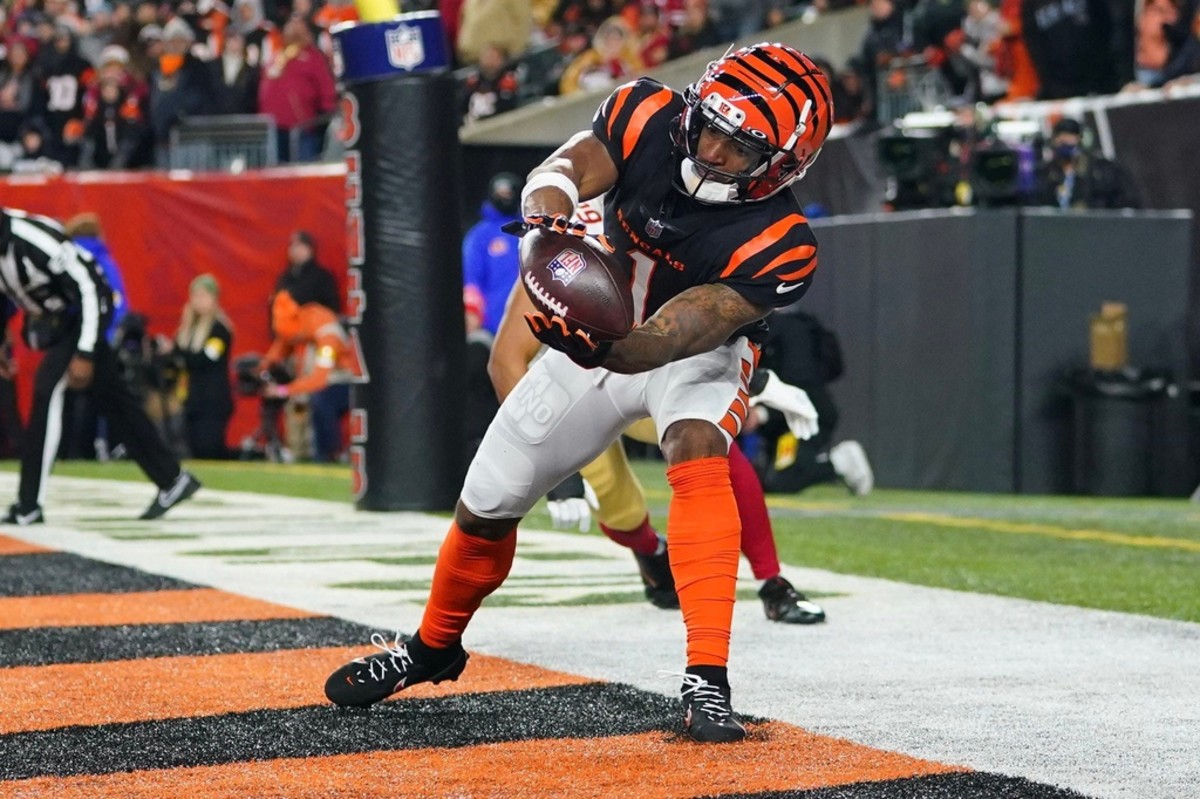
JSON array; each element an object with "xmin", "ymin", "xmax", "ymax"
[{"xmin": 1066, "ymin": 367, "xmax": 1174, "ymax": 496}]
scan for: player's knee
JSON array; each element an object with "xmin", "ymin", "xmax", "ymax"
[
  {"xmin": 660, "ymin": 419, "xmax": 727, "ymax": 465},
  {"xmin": 454, "ymin": 500, "xmax": 519, "ymax": 540}
]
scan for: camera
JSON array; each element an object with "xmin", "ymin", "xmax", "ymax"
[{"xmin": 233, "ymin": 353, "xmax": 293, "ymax": 398}]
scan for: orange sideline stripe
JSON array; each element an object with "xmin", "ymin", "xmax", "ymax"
[
  {"xmin": 0, "ymin": 535, "xmax": 51, "ymax": 556},
  {"xmin": 0, "ymin": 648, "xmax": 593, "ymax": 734},
  {"xmin": 0, "ymin": 723, "xmax": 965, "ymax": 798},
  {"xmin": 0, "ymin": 589, "xmax": 320, "ymax": 630}
]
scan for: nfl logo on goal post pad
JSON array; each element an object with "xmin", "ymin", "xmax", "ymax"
[{"xmin": 332, "ymin": 11, "xmax": 449, "ymax": 83}]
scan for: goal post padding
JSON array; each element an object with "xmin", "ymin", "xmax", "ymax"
[{"xmin": 335, "ymin": 15, "xmax": 466, "ymax": 510}]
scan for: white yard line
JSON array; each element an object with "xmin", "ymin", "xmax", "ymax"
[{"xmin": 8, "ymin": 475, "xmax": 1199, "ymax": 799}]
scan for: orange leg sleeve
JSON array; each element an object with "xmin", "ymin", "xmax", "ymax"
[
  {"xmin": 418, "ymin": 522, "xmax": 516, "ymax": 649},
  {"xmin": 666, "ymin": 456, "xmax": 741, "ymax": 668}
]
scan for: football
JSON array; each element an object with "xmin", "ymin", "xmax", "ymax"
[{"xmin": 519, "ymin": 228, "xmax": 635, "ymax": 341}]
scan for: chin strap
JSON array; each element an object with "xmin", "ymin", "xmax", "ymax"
[{"xmin": 679, "ymin": 159, "xmax": 740, "ymax": 204}]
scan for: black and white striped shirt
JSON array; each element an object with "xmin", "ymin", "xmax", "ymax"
[{"xmin": 0, "ymin": 208, "xmax": 113, "ymax": 357}]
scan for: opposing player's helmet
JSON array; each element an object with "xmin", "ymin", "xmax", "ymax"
[{"xmin": 673, "ymin": 43, "xmax": 833, "ymax": 204}]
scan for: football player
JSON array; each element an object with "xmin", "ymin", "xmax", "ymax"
[
  {"xmin": 492, "ymin": 195, "xmax": 829, "ymax": 625},
  {"xmin": 326, "ymin": 43, "xmax": 832, "ymax": 743}
]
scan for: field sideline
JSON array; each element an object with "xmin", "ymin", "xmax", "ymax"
[
  {"xmin": 12, "ymin": 458, "xmax": 1200, "ymax": 622},
  {"xmin": 1, "ymin": 467, "xmax": 1198, "ymax": 798}
]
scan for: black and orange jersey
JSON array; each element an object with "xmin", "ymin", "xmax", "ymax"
[{"xmin": 591, "ymin": 78, "xmax": 818, "ymax": 331}]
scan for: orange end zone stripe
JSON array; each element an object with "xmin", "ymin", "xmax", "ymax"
[
  {"xmin": 0, "ymin": 589, "xmax": 320, "ymax": 631},
  {"xmin": 0, "ymin": 723, "xmax": 966, "ymax": 798},
  {"xmin": 0, "ymin": 648, "xmax": 593, "ymax": 734},
  {"xmin": 0, "ymin": 535, "xmax": 52, "ymax": 555}
]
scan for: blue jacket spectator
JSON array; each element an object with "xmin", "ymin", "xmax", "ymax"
[
  {"xmin": 65, "ymin": 213, "xmax": 126, "ymax": 343},
  {"xmin": 462, "ymin": 172, "xmax": 523, "ymax": 336}
]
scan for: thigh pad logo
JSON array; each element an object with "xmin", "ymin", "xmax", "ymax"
[{"xmin": 509, "ymin": 373, "xmax": 570, "ymax": 442}]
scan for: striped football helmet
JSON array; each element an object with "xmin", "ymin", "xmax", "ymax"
[{"xmin": 674, "ymin": 42, "xmax": 833, "ymax": 204}]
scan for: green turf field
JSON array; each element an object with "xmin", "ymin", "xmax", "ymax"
[{"xmin": 6, "ymin": 458, "xmax": 1198, "ymax": 623}]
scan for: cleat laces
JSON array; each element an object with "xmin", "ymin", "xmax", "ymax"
[
  {"xmin": 660, "ymin": 671, "xmax": 732, "ymax": 722},
  {"xmin": 366, "ymin": 632, "xmax": 412, "ymax": 683}
]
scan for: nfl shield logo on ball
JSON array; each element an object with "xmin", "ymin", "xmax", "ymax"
[
  {"xmin": 547, "ymin": 249, "xmax": 588, "ymax": 286},
  {"xmin": 386, "ymin": 25, "xmax": 424, "ymax": 70}
]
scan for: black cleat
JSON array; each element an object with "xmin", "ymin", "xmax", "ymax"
[
  {"xmin": 676, "ymin": 672, "xmax": 747, "ymax": 743},
  {"xmin": 2, "ymin": 503, "xmax": 44, "ymax": 526},
  {"xmin": 759, "ymin": 575, "xmax": 826, "ymax": 624},
  {"xmin": 325, "ymin": 632, "xmax": 469, "ymax": 708},
  {"xmin": 633, "ymin": 535, "xmax": 679, "ymax": 609},
  {"xmin": 139, "ymin": 471, "xmax": 202, "ymax": 520}
]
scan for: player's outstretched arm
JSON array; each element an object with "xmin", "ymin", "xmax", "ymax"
[
  {"xmin": 603, "ymin": 283, "xmax": 769, "ymax": 374},
  {"xmin": 524, "ymin": 132, "xmax": 618, "ymax": 216}
]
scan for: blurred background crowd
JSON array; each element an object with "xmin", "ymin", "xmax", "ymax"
[{"xmin": 0, "ymin": 0, "xmax": 1197, "ymax": 173}]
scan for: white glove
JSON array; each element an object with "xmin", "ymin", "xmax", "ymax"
[
  {"xmin": 547, "ymin": 480, "xmax": 599, "ymax": 532},
  {"xmin": 750, "ymin": 369, "xmax": 820, "ymax": 440}
]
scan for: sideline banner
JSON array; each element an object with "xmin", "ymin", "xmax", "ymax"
[{"xmin": 0, "ymin": 168, "xmax": 345, "ymax": 449}]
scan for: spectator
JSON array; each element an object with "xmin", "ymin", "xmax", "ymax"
[
  {"xmin": 559, "ymin": 15, "xmax": 640, "ymax": 95},
  {"xmin": 633, "ymin": 3, "xmax": 671, "ymax": 69},
  {"xmin": 549, "ymin": 0, "xmax": 615, "ymax": 48},
  {"xmin": 462, "ymin": 171, "xmax": 523, "ymax": 335},
  {"xmin": 959, "ymin": 0, "xmax": 1010, "ymax": 102},
  {"xmin": 8, "ymin": 118, "xmax": 65, "ymax": 174},
  {"xmin": 262, "ymin": 290, "xmax": 355, "ymax": 462},
  {"xmin": 1031, "ymin": 117, "xmax": 1139, "ymax": 209},
  {"xmin": 831, "ymin": 57, "xmax": 869, "ymax": 124},
  {"xmin": 231, "ymin": 0, "xmax": 282, "ymax": 69},
  {"xmin": 1132, "ymin": 0, "xmax": 1180, "ymax": 87},
  {"xmin": 65, "ymin": 213, "xmax": 128, "ymax": 342},
  {"xmin": 1021, "ymin": 0, "xmax": 1119, "ymax": 98},
  {"xmin": 0, "ymin": 35, "xmax": 46, "ymax": 146},
  {"xmin": 746, "ymin": 310, "xmax": 874, "ymax": 496},
  {"xmin": 666, "ymin": 0, "xmax": 721, "ymax": 60},
  {"xmin": 274, "ymin": 230, "xmax": 341, "ymax": 315},
  {"xmin": 39, "ymin": 24, "xmax": 92, "ymax": 166},
  {"xmin": 208, "ymin": 29, "xmax": 260, "ymax": 114},
  {"xmin": 65, "ymin": 212, "xmax": 128, "ymax": 460},
  {"xmin": 170, "ymin": 274, "xmax": 234, "ymax": 459},
  {"xmin": 457, "ymin": 0, "xmax": 533, "ymax": 66},
  {"xmin": 258, "ymin": 13, "xmax": 336, "ymax": 162},
  {"xmin": 131, "ymin": 24, "xmax": 164, "ymax": 81},
  {"xmin": 460, "ymin": 43, "xmax": 519, "ymax": 125},
  {"xmin": 78, "ymin": 48, "xmax": 151, "ymax": 169},
  {"xmin": 998, "ymin": 0, "xmax": 1040, "ymax": 100},
  {"xmin": 148, "ymin": 17, "xmax": 214, "ymax": 166},
  {"xmin": 709, "ymin": 0, "xmax": 767, "ymax": 42},
  {"xmin": 1155, "ymin": 3, "xmax": 1200, "ymax": 89},
  {"xmin": 77, "ymin": 3, "xmax": 118, "ymax": 66},
  {"xmin": 857, "ymin": 0, "xmax": 906, "ymax": 121}
]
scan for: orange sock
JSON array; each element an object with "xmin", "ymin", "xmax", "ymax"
[
  {"xmin": 666, "ymin": 456, "xmax": 741, "ymax": 668},
  {"xmin": 418, "ymin": 522, "xmax": 516, "ymax": 649}
]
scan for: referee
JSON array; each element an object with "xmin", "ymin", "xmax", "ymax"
[{"xmin": 0, "ymin": 208, "xmax": 201, "ymax": 524}]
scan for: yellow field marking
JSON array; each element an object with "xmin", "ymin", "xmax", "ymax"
[{"xmin": 882, "ymin": 512, "xmax": 1200, "ymax": 553}]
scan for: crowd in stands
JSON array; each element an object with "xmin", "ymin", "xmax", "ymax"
[
  {"xmin": 3, "ymin": 0, "xmax": 1198, "ymax": 170},
  {"xmin": 456, "ymin": 0, "xmax": 1200, "ymax": 130},
  {"xmin": 0, "ymin": 0, "xmax": 339, "ymax": 173}
]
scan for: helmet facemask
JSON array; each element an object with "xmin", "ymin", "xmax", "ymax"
[{"xmin": 672, "ymin": 43, "xmax": 829, "ymax": 205}]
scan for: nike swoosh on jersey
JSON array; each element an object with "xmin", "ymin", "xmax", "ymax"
[{"xmin": 776, "ymin": 282, "xmax": 805, "ymax": 294}]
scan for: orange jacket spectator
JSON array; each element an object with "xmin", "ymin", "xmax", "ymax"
[{"xmin": 264, "ymin": 291, "xmax": 360, "ymax": 397}]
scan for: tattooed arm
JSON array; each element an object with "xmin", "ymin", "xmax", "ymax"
[{"xmin": 602, "ymin": 283, "xmax": 769, "ymax": 374}]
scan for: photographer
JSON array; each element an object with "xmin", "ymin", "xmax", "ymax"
[
  {"xmin": 168, "ymin": 274, "xmax": 234, "ymax": 460},
  {"xmin": 262, "ymin": 290, "xmax": 359, "ymax": 462},
  {"xmin": 0, "ymin": 208, "xmax": 201, "ymax": 524},
  {"xmin": 748, "ymin": 309, "xmax": 874, "ymax": 496},
  {"xmin": 1031, "ymin": 118, "xmax": 1140, "ymax": 210}
]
